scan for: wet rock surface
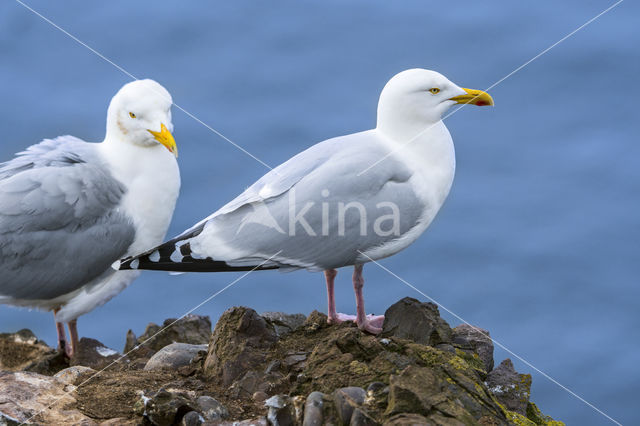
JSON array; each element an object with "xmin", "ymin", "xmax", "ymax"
[{"xmin": 0, "ymin": 300, "xmax": 563, "ymax": 425}]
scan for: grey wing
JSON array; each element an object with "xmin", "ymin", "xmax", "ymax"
[
  {"xmin": 189, "ymin": 132, "xmax": 426, "ymax": 270},
  {"xmin": 167, "ymin": 133, "xmax": 352, "ymax": 242},
  {"xmin": 216, "ymin": 137, "xmax": 342, "ymax": 215},
  {"xmin": 0, "ymin": 137, "xmax": 135, "ymax": 300}
]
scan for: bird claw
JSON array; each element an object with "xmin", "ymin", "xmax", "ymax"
[
  {"xmin": 327, "ymin": 313, "xmax": 385, "ymax": 334},
  {"xmin": 58, "ymin": 340, "xmax": 73, "ymax": 359},
  {"xmin": 365, "ymin": 314, "xmax": 385, "ymax": 329},
  {"xmin": 327, "ymin": 312, "xmax": 357, "ymax": 324},
  {"xmin": 358, "ymin": 319, "xmax": 383, "ymax": 335}
]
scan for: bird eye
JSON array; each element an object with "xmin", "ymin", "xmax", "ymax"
[
  {"xmin": 429, "ymin": 88, "xmax": 440, "ymax": 94},
  {"xmin": 129, "ymin": 112, "xmax": 136, "ymax": 118}
]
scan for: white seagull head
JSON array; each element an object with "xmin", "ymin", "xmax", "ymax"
[
  {"xmin": 377, "ymin": 68, "xmax": 493, "ymax": 139},
  {"xmin": 106, "ymin": 79, "xmax": 177, "ymax": 157}
]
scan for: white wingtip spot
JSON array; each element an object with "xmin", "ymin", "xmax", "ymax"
[
  {"xmin": 130, "ymin": 259, "xmax": 140, "ymax": 269},
  {"xmin": 170, "ymin": 249, "xmax": 183, "ymax": 263},
  {"xmin": 111, "ymin": 260, "xmax": 121, "ymax": 270},
  {"xmin": 149, "ymin": 250, "xmax": 160, "ymax": 262}
]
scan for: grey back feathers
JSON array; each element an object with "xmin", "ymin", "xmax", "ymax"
[{"xmin": 0, "ymin": 136, "xmax": 135, "ymax": 300}]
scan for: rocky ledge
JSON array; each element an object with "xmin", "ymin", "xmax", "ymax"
[{"xmin": 0, "ymin": 297, "xmax": 563, "ymax": 425}]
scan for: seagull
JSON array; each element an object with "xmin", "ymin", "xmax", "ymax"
[
  {"xmin": 118, "ymin": 69, "xmax": 493, "ymax": 334},
  {"xmin": 0, "ymin": 79, "xmax": 180, "ymax": 357}
]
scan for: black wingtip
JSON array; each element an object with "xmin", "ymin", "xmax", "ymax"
[
  {"xmin": 115, "ymin": 238, "xmax": 281, "ymax": 273},
  {"xmin": 115, "ymin": 256, "xmax": 138, "ymax": 270}
]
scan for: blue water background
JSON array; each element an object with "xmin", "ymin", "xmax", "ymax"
[{"xmin": 1, "ymin": 1, "xmax": 638, "ymax": 424}]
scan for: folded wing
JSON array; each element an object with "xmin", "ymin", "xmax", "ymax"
[{"xmin": 0, "ymin": 136, "xmax": 135, "ymax": 300}]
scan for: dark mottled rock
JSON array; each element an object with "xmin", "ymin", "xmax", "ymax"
[
  {"xmin": 526, "ymin": 401, "xmax": 560, "ymax": 425},
  {"xmin": 303, "ymin": 391, "xmax": 324, "ymax": 426},
  {"xmin": 123, "ymin": 329, "xmax": 148, "ymax": 356},
  {"xmin": 303, "ymin": 310, "xmax": 329, "ymax": 331},
  {"xmin": 134, "ymin": 389, "xmax": 196, "ymax": 426},
  {"xmin": 428, "ymin": 413, "xmax": 467, "ymax": 425},
  {"xmin": 230, "ymin": 370, "xmax": 270, "ymax": 398},
  {"xmin": 381, "ymin": 297, "xmax": 452, "ymax": 346},
  {"xmin": 385, "ymin": 413, "xmax": 432, "ymax": 425},
  {"xmin": 265, "ymin": 394, "xmax": 294, "ymax": 426},
  {"xmin": 218, "ymin": 419, "xmax": 269, "ymax": 426},
  {"xmin": 452, "ymin": 324, "xmax": 494, "ymax": 372},
  {"xmin": 23, "ymin": 351, "xmax": 69, "ymax": 376},
  {"xmin": 70, "ymin": 338, "xmax": 120, "ymax": 370},
  {"xmin": 486, "ymin": 358, "xmax": 531, "ymax": 415},
  {"xmin": 253, "ymin": 391, "xmax": 268, "ymax": 402},
  {"xmin": 144, "ymin": 343, "xmax": 207, "ymax": 371},
  {"xmin": 435, "ymin": 343, "xmax": 456, "ymax": 354},
  {"xmin": 180, "ymin": 410, "xmax": 204, "ymax": 426},
  {"xmin": 0, "ymin": 329, "xmax": 61, "ymax": 373},
  {"xmin": 350, "ymin": 408, "xmax": 378, "ymax": 426},
  {"xmin": 0, "ymin": 300, "xmax": 564, "ymax": 425},
  {"xmin": 262, "ymin": 312, "xmax": 306, "ymax": 337},
  {"xmin": 385, "ymin": 363, "xmax": 504, "ymax": 424},
  {"xmin": 124, "ymin": 314, "xmax": 212, "ymax": 355},
  {"xmin": 196, "ymin": 395, "xmax": 228, "ymax": 420},
  {"xmin": 203, "ymin": 307, "xmax": 277, "ymax": 385},
  {"xmin": 265, "ymin": 360, "xmax": 281, "ymax": 374},
  {"xmin": 333, "ymin": 387, "xmax": 366, "ymax": 424},
  {"xmin": 0, "ymin": 329, "xmax": 39, "ymax": 347},
  {"xmin": 385, "ymin": 365, "xmax": 443, "ymax": 417},
  {"xmin": 283, "ymin": 351, "xmax": 308, "ymax": 372},
  {"xmin": 366, "ymin": 382, "xmax": 387, "ymax": 394}
]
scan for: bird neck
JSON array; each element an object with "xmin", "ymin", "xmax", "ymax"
[
  {"xmin": 104, "ymin": 111, "xmax": 126, "ymax": 144},
  {"xmin": 376, "ymin": 105, "xmax": 443, "ymax": 143},
  {"xmin": 99, "ymin": 135, "xmax": 166, "ymax": 183},
  {"xmin": 376, "ymin": 118, "xmax": 445, "ymax": 144}
]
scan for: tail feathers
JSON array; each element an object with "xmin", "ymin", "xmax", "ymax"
[{"xmin": 117, "ymin": 241, "xmax": 279, "ymax": 273}]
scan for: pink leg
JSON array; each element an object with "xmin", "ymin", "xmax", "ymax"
[
  {"xmin": 325, "ymin": 269, "xmax": 359, "ymax": 324},
  {"xmin": 67, "ymin": 319, "xmax": 79, "ymax": 358},
  {"xmin": 324, "ymin": 267, "xmax": 384, "ymax": 331},
  {"xmin": 53, "ymin": 309, "xmax": 71, "ymax": 358},
  {"xmin": 325, "ymin": 269, "xmax": 339, "ymax": 323},
  {"xmin": 353, "ymin": 265, "xmax": 384, "ymax": 334}
]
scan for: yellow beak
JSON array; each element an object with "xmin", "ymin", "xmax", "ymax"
[
  {"xmin": 148, "ymin": 123, "xmax": 178, "ymax": 157},
  {"xmin": 449, "ymin": 88, "xmax": 494, "ymax": 106}
]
